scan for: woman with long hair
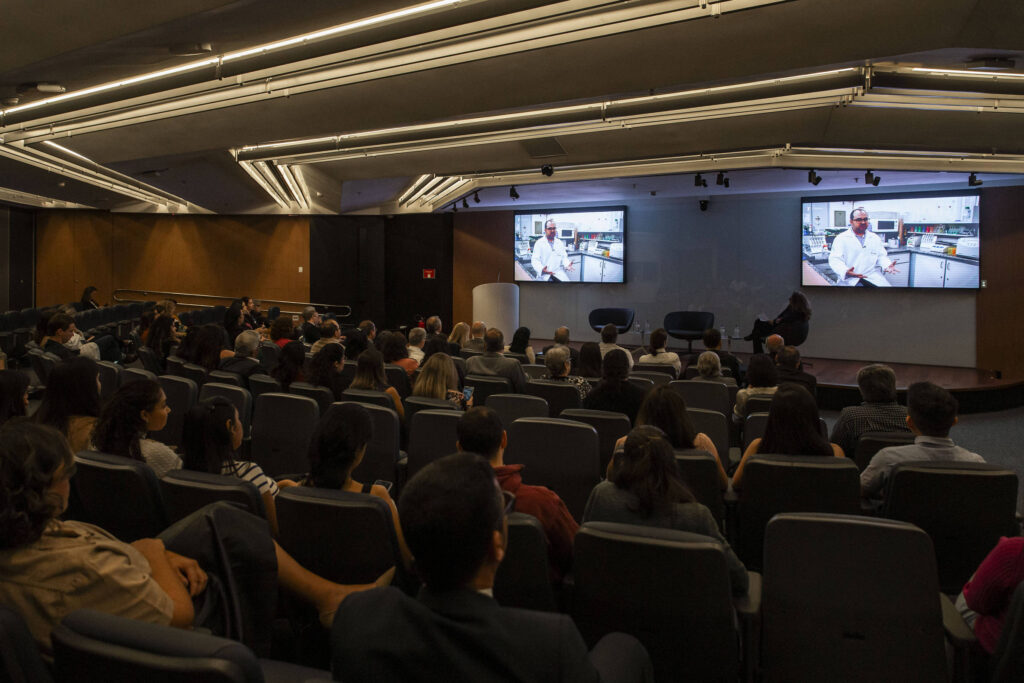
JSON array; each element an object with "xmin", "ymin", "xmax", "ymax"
[
  {"xmin": 584, "ymin": 425, "xmax": 748, "ymax": 595},
  {"xmin": 349, "ymin": 348, "xmax": 404, "ymax": 419},
  {"xmin": 181, "ymin": 396, "xmax": 297, "ymax": 536},
  {"xmin": 303, "ymin": 403, "xmax": 411, "ymax": 568},
  {"xmin": 506, "ymin": 326, "xmax": 536, "ymax": 364},
  {"xmin": 174, "ymin": 326, "xmax": 199, "ymax": 361},
  {"xmin": 223, "ymin": 303, "xmax": 246, "ymax": 347},
  {"xmin": 381, "ymin": 331, "xmax": 417, "ymax": 377},
  {"xmin": 0, "ymin": 370, "xmax": 30, "ymax": 427},
  {"xmin": 191, "ymin": 324, "xmax": 232, "ymax": 372},
  {"xmin": 145, "ymin": 315, "xmax": 178, "ymax": 370},
  {"xmin": 33, "ymin": 357, "xmax": 102, "ymax": 453},
  {"xmin": 637, "ymin": 328, "xmax": 681, "ymax": 376},
  {"xmin": 343, "ymin": 329, "xmax": 368, "ymax": 361},
  {"xmin": 731, "ymin": 383, "xmax": 842, "ymax": 490},
  {"xmin": 270, "ymin": 316, "xmax": 295, "ymax": 349},
  {"xmin": 308, "ymin": 343, "xmax": 347, "ymax": 399},
  {"xmin": 80, "ymin": 285, "xmax": 100, "ymax": 310},
  {"xmin": 615, "ymin": 385, "xmax": 729, "ymax": 489},
  {"xmin": 577, "ymin": 341, "xmax": 603, "ymax": 379},
  {"xmin": 92, "ymin": 379, "xmax": 181, "ymax": 478},
  {"xmin": 582, "ymin": 349, "xmax": 647, "ymax": 424},
  {"xmin": 745, "ymin": 290, "xmax": 812, "ymax": 354},
  {"xmin": 411, "ymin": 352, "xmax": 465, "ymax": 409},
  {"xmin": 733, "ymin": 353, "xmax": 778, "ymax": 422},
  {"xmin": 271, "ymin": 340, "xmax": 306, "ymax": 391},
  {"xmin": 447, "ymin": 322, "xmax": 470, "ymax": 353}
]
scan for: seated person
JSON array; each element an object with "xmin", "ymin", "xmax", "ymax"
[
  {"xmin": 331, "ymin": 452, "xmax": 653, "ymax": 682},
  {"xmin": 456, "ymin": 407, "xmax": 577, "ymax": 582},
  {"xmin": 860, "ymin": 382, "xmax": 984, "ymax": 498},
  {"xmin": 381, "ymin": 330, "xmax": 417, "ymax": 377},
  {"xmin": 505, "ymin": 326, "xmax": 536, "ymax": 364},
  {"xmin": 406, "ymin": 327, "xmax": 427, "ymax": 363},
  {"xmin": 41, "ymin": 313, "xmax": 121, "ymax": 363},
  {"xmin": 145, "ymin": 316, "xmax": 179, "ymax": 370},
  {"xmin": 541, "ymin": 326, "xmax": 579, "ymax": 371},
  {"xmin": 0, "ymin": 370, "xmax": 29, "ymax": 427},
  {"xmin": 310, "ymin": 319, "xmax": 342, "ymax": 355},
  {"xmin": 584, "ymin": 426, "xmax": 748, "ymax": 596},
  {"xmin": 0, "ymin": 421, "xmax": 388, "ymax": 657},
  {"xmin": 637, "ymin": 328, "xmax": 681, "ymax": 376},
  {"xmin": 308, "ymin": 343, "xmax": 347, "ymax": 400},
  {"xmin": 190, "ymin": 324, "xmax": 234, "ymax": 372},
  {"xmin": 744, "ymin": 291, "xmax": 811, "ymax": 355},
  {"xmin": 217, "ymin": 330, "xmax": 268, "ymax": 390},
  {"xmin": 181, "ymin": 396, "xmax": 298, "ymax": 536},
  {"xmin": 764, "ymin": 334, "xmax": 785, "ymax": 362},
  {"xmin": 270, "ymin": 340, "xmax": 306, "ymax": 392},
  {"xmin": 732, "ymin": 384, "xmax": 843, "ymax": 490},
  {"xmin": 539, "ymin": 345, "xmax": 590, "ymax": 401},
  {"xmin": 301, "ymin": 403, "xmax": 411, "ymax": 569},
  {"xmin": 701, "ymin": 327, "xmax": 741, "ymax": 382},
  {"xmin": 465, "ymin": 328, "xmax": 527, "ymax": 393},
  {"xmin": 300, "ymin": 306, "xmax": 322, "ymax": 344},
  {"xmin": 92, "ymin": 379, "xmax": 182, "ymax": 478},
  {"xmin": 829, "ymin": 363, "xmax": 910, "ymax": 459},
  {"xmin": 270, "ymin": 316, "xmax": 296, "ymax": 349},
  {"xmin": 223, "ymin": 304, "xmax": 246, "ymax": 347},
  {"xmin": 692, "ymin": 351, "xmax": 737, "ymax": 386},
  {"xmin": 732, "ymin": 353, "xmax": 778, "ymax": 423},
  {"xmin": 577, "ymin": 341, "xmax": 603, "ymax": 379},
  {"xmin": 775, "ymin": 345, "xmax": 816, "ymax": 398},
  {"xmin": 33, "ymin": 356, "xmax": 102, "ymax": 453},
  {"xmin": 615, "ymin": 385, "xmax": 728, "ymax": 490},
  {"xmin": 349, "ymin": 348, "xmax": 405, "ymax": 420},
  {"xmin": 598, "ymin": 323, "xmax": 634, "ymax": 369},
  {"xmin": 582, "ymin": 349, "xmax": 647, "ymax": 424},
  {"xmin": 412, "ymin": 352, "xmax": 467, "ymax": 409},
  {"xmin": 957, "ymin": 535, "xmax": 1024, "ymax": 655}
]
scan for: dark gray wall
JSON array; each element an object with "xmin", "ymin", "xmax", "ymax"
[
  {"xmin": 518, "ymin": 192, "xmax": 976, "ymax": 367},
  {"xmin": 0, "ymin": 207, "xmax": 8, "ymax": 312}
]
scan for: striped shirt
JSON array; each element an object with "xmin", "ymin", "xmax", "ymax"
[{"xmin": 223, "ymin": 460, "xmax": 279, "ymax": 497}]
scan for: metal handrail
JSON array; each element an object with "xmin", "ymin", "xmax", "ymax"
[{"xmin": 112, "ymin": 289, "xmax": 352, "ymax": 318}]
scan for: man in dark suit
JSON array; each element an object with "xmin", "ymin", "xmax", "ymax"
[
  {"xmin": 542, "ymin": 326, "xmax": 579, "ymax": 372},
  {"xmin": 775, "ymin": 345, "xmax": 817, "ymax": 399},
  {"xmin": 701, "ymin": 327, "xmax": 742, "ymax": 382},
  {"xmin": 424, "ymin": 315, "xmax": 446, "ymax": 346},
  {"xmin": 466, "ymin": 328, "xmax": 527, "ymax": 392},
  {"xmin": 331, "ymin": 452, "xmax": 652, "ymax": 683}
]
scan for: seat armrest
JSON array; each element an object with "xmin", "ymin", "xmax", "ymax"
[
  {"xmin": 940, "ymin": 593, "xmax": 976, "ymax": 648},
  {"xmin": 733, "ymin": 571, "xmax": 762, "ymax": 620},
  {"xmin": 735, "ymin": 572, "xmax": 762, "ymax": 683}
]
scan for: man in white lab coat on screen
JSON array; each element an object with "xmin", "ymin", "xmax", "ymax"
[
  {"xmin": 828, "ymin": 207, "xmax": 899, "ymax": 287},
  {"xmin": 530, "ymin": 219, "xmax": 575, "ymax": 281}
]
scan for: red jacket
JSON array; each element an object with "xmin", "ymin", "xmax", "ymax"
[{"xmin": 493, "ymin": 464, "xmax": 578, "ymax": 582}]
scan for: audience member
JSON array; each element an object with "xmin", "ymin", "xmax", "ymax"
[
  {"xmin": 270, "ymin": 340, "xmax": 306, "ymax": 392},
  {"xmin": 693, "ymin": 351, "xmax": 736, "ymax": 385},
  {"xmin": 542, "ymin": 326, "xmax": 579, "ymax": 371},
  {"xmin": 424, "ymin": 315, "xmax": 445, "ymax": 346},
  {"xmin": 303, "ymin": 403, "xmax": 411, "ymax": 567},
  {"xmin": 577, "ymin": 341, "xmax": 603, "ymax": 379},
  {"xmin": 466, "ymin": 328, "xmax": 526, "ymax": 393},
  {"xmin": 33, "ymin": 357, "xmax": 101, "ymax": 454},
  {"xmin": 582, "ymin": 349, "xmax": 647, "ymax": 424},
  {"xmin": 448, "ymin": 322, "xmax": 470, "ymax": 354},
  {"xmin": 0, "ymin": 371, "xmax": 29, "ymax": 427},
  {"xmin": 616, "ymin": 385, "xmax": 729, "ymax": 489},
  {"xmin": 775, "ymin": 345, "xmax": 816, "ymax": 398},
  {"xmin": 637, "ymin": 328, "xmax": 681, "ymax": 375},
  {"xmin": 270, "ymin": 315, "xmax": 295, "ymax": 349},
  {"xmin": 957, "ymin": 535, "xmax": 1024, "ymax": 655},
  {"xmin": 358, "ymin": 319, "xmax": 377, "ymax": 342},
  {"xmin": 80, "ymin": 285, "xmax": 101, "ymax": 309},
  {"xmin": 301, "ymin": 307, "xmax": 322, "ymax": 344},
  {"xmin": 311, "ymin": 319, "xmax": 342, "ymax": 355},
  {"xmin": 92, "ymin": 379, "xmax": 181, "ymax": 478},
  {"xmin": 407, "ymin": 327, "xmax": 426, "ymax": 363},
  {"xmin": 240, "ymin": 296, "xmax": 262, "ymax": 330},
  {"xmin": 506, "ymin": 326, "xmax": 536, "ymax": 364},
  {"xmin": 701, "ymin": 327, "xmax": 742, "ymax": 381},
  {"xmin": 181, "ymin": 396, "xmax": 297, "ymax": 536},
  {"xmin": 456, "ymin": 407, "xmax": 577, "ymax": 581},
  {"xmin": 217, "ymin": 329, "xmax": 268, "ymax": 389},
  {"xmin": 0, "ymin": 420, "xmax": 388, "ymax": 656},
  {"xmin": 412, "ymin": 352, "xmax": 466, "ymax": 409},
  {"xmin": 382, "ymin": 330, "xmax": 417, "ymax": 377},
  {"xmin": 829, "ymin": 363, "xmax": 910, "ymax": 459},
  {"xmin": 584, "ymin": 426, "xmax": 748, "ymax": 595},
  {"xmin": 732, "ymin": 384, "xmax": 841, "ymax": 489},
  {"xmin": 308, "ymin": 343, "xmax": 348, "ymax": 400},
  {"xmin": 598, "ymin": 323, "xmax": 634, "ymax": 369},
  {"xmin": 41, "ymin": 313, "xmax": 121, "ymax": 363},
  {"xmin": 343, "ymin": 328, "xmax": 369, "ymax": 361},
  {"xmin": 465, "ymin": 321, "xmax": 487, "ymax": 352},
  {"xmin": 540, "ymin": 345, "xmax": 590, "ymax": 401},
  {"xmin": 191, "ymin": 324, "xmax": 232, "ymax": 372},
  {"xmin": 350, "ymin": 348, "xmax": 405, "ymax": 419},
  {"xmin": 860, "ymin": 382, "xmax": 984, "ymax": 497},
  {"xmin": 765, "ymin": 334, "xmax": 785, "ymax": 361},
  {"xmin": 331, "ymin": 451, "xmax": 652, "ymax": 682},
  {"xmin": 223, "ymin": 303, "xmax": 246, "ymax": 346},
  {"xmin": 173, "ymin": 326, "xmax": 199, "ymax": 362},
  {"xmin": 733, "ymin": 353, "xmax": 778, "ymax": 422},
  {"xmin": 145, "ymin": 315, "xmax": 178, "ymax": 369}
]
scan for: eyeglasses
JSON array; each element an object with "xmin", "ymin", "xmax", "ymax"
[
  {"xmin": 851, "ymin": 217, "xmax": 870, "ymax": 222},
  {"xmin": 501, "ymin": 490, "xmax": 516, "ymax": 516}
]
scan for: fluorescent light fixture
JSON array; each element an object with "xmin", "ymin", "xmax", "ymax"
[
  {"xmin": 397, "ymin": 174, "xmax": 433, "ymax": 204},
  {"xmin": 0, "ymin": 186, "xmax": 93, "ymax": 209},
  {"xmin": 237, "ymin": 159, "xmax": 289, "ymax": 208},
  {"xmin": 910, "ymin": 67, "xmax": 1024, "ymax": 79},
  {"xmin": 276, "ymin": 163, "xmax": 309, "ymax": 209},
  {"xmin": 292, "ymin": 166, "xmax": 314, "ymax": 208}
]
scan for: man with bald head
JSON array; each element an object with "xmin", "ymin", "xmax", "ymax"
[
  {"xmin": 765, "ymin": 334, "xmax": 785, "ymax": 362},
  {"xmin": 542, "ymin": 326, "xmax": 579, "ymax": 372},
  {"xmin": 465, "ymin": 321, "xmax": 487, "ymax": 352}
]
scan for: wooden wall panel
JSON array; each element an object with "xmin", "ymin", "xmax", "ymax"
[
  {"xmin": 452, "ymin": 211, "xmax": 514, "ymax": 325},
  {"xmin": 976, "ymin": 185, "xmax": 1024, "ymax": 381},
  {"xmin": 35, "ymin": 212, "xmax": 309, "ymax": 307}
]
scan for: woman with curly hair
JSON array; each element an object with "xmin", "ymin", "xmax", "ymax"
[
  {"xmin": 271, "ymin": 340, "xmax": 307, "ymax": 392},
  {"xmin": 269, "ymin": 315, "xmax": 295, "ymax": 349},
  {"xmin": 92, "ymin": 379, "xmax": 181, "ymax": 478},
  {"xmin": 308, "ymin": 342, "xmax": 347, "ymax": 399},
  {"xmin": 33, "ymin": 357, "xmax": 102, "ymax": 453},
  {"xmin": 381, "ymin": 331, "xmax": 417, "ymax": 377}
]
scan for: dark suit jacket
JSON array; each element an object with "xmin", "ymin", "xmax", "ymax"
[
  {"xmin": 710, "ymin": 349, "xmax": 742, "ymax": 382},
  {"xmin": 466, "ymin": 352, "xmax": 526, "ymax": 392},
  {"xmin": 776, "ymin": 366, "xmax": 817, "ymax": 398},
  {"xmin": 218, "ymin": 355, "xmax": 268, "ymax": 390},
  {"xmin": 300, "ymin": 321, "xmax": 319, "ymax": 344},
  {"xmin": 582, "ymin": 380, "xmax": 648, "ymax": 425},
  {"xmin": 332, "ymin": 587, "xmax": 600, "ymax": 683},
  {"xmin": 465, "ymin": 338, "xmax": 487, "ymax": 352}
]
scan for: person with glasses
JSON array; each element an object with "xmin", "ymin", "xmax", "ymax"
[
  {"xmin": 331, "ymin": 452, "xmax": 653, "ymax": 683},
  {"xmin": 828, "ymin": 206, "xmax": 899, "ymax": 287}
]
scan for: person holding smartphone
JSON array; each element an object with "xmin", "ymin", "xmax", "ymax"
[{"xmin": 412, "ymin": 353, "xmax": 473, "ymax": 409}]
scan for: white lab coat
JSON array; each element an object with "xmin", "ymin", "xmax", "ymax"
[
  {"xmin": 828, "ymin": 229, "xmax": 893, "ymax": 287},
  {"xmin": 530, "ymin": 237, "xmax": 571, "ymax": 281}
]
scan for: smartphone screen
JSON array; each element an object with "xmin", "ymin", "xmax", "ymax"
[
  {"xmin": 373, "ymin": 479, "xmax": 393, "ymax": 493},
  {"xmin": 463, "ymin": 386, "xmax": 474, "ymax": 401}
]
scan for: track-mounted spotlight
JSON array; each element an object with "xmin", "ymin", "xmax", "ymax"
[
  {"xmin": 716, "ymin": 171, "xmax": 725, "ymax": 186},
  {"xmin": 509, "ymin": 185, "xmax": 519, "ymax": 200},
  {"xmin": 694, "ymin": 173, "xmax": 703, "ymax": 187},
  {"xmin": 541, "ymin": 164, "xmax": 554, "ymax": 177},
  {"xmin": 462, "ymin": 197, "xmax": 469, "ymax": 209},
  {"xmin": 473, "ymin": 191, "xmax": 480, "ymax": 203},
  {"xmin": 808, "ymin": 169, "xmax": 822, "ymax": 185},
  {"xmin": 865, "ymin": 170, "xmax": 880, "ymax": 186},
  {"xmin": 723, "ymin": 178, "xmax": 730, "ymax": 188},
  {"xmin": 968, "ymin": 172, "xmax": 983, "ymax": 187},
  {"xmin": 699, "ymin": 199, "xmax": 709, "ymax": 212}
]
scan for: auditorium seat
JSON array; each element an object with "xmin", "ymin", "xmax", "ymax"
[
  {"xmin": 208, "ymin": 369, "xmax": 243, "ymax": 387},
  {"xmin": 459, "ymin": 347, "xmax": 483, "ymax": 360},
  {"xmin": 136, "ymin": 347, "xmax": 164, "ymax": 375},
  {"xmin": 251, "ymin": 393, "xmax": 319, "ymax": 477},
  {"xmin": 258, "ymin": 341, "xmax": 280, "ymax": 371},
  {"xmin": 155, "ymin": 375, "xmax": 198, "ymax": 448},
  {"xmin": 289, "ymin": 381, "xmax": 334, "ymax": 415},
  {"xmin": 402, "ymin": 395, "xmax": 458, "ymax": 424},
  {"xmin": 882, "ymin": 461, "xmax": 1019, "ymax": 594},
  {"xmin": 464, "ymin": 374, "xmax": 511, "ymax": 405},
  {"xmin": 745, "ymin": 395, "xmax": 774, "ymax": 415},
  {"xmin": 340, "ymin": 388, "xmax": 393, "ymax": 410},
  {"xmin": 0, "ymin": 605, "xmax": 55, "ymax": 683},
  {"xmin": 671, "ymin": 380, "xmax": 731, "ymax": 419},
  {"xmin": 247, "ymin": 373, "xmax": 282, "ymax": 401},
  {"xmin": 522, "ymin": 363, "xmax": 547, "ymax": 379},
  {"xmin": 675, "ymin": 448, "xmax": 727, "ymax": 531},
  {"xmin": 160, "ymin": 470, "xmax": 266, "ymax": 524},
  {"xmin": 493, "ymin": 512, "xmax": 558, "ymax": 613},
  {"xmin": 625, "ymin": 376, "xmax": 655, "ymax": 395},
  {"xmin": 990, "ymin": 581, "xmax": 1024, "ymax": 683},
  {"xmin": 164, "ymin": 355, "xmax": 186, "ymax": 377},
  {"xmin": 95, "ymin": 360, "xmax": 121, "ymax": 400},
  {"xmin": 121, "ymin": 367, "xmax": 158, "ymax": 386},
  {"xmin": 561, "ymin": 408, "xmax": 631, "ymax": 474},
  {"xmin": 337, "ymin": 401, "xmax": 406, "ymax": 489},
  {"xmin": 524, "ymin": 379, "xmax": 581, "ymax": 417},
  {"xmin": 634, "ymin": 362, "xmax": 677, "ymax": 379},
  {"xmin": 503, "ymin": 352, "xmax": 529, "ymax": 364},
  {"xmin": 853, "ymin": 431, "xmax": 917, "ymax": 471},
  {"xmin": 71, "ymin": 451, "xmax": 167, "ymax": 542},
  {"xmin": 685, "ymin": 407, "xmax": 731, "ymax": 467},
  {"xmin": 384, "ymin": 364, "xmax": 412, "ymax": 398},
  {"xmin": 572, "ymin": 522, "xmax": 758, "ymax": 682},
  {"xmin": 664, "ymin": 311, "xmax": 714, "ymax": 353},
  {"xmin": 406, "ymin": 409, "xmax": 463, "ymax": 479},
  {"xmin": 199, "ymin": 382, "xmax": 253, "ymax": 440},
  {"xmin": 629, "ymin": 371, "xmax": 671, "ymax": 387},
  {"xmin": 487, "ymin": 393, "xmax": 549, "ymax": 429},
  {"xmin": 179, "ymin": 363, "xmax": 209, "ymax": 388}
]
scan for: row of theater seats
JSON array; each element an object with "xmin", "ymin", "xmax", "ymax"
[{"xmin": 2, "ymin": 302, "xmax": 150, "ymax": 358}]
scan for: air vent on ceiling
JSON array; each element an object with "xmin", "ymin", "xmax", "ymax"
[{"xmin": 521, "ymin": 137, "xmax": 566, "ymax": 159}]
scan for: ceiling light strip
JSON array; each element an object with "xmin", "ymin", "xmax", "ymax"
[
  {"xmin": 237, "ymin": 160, "xmax": 290, "ymax": 208},
  {"xmin": 397, "ymin": 174, "xmax": 433, "ymax": 204},
  {"xmin": 292, "ymin": 166, "xmax": 314, "ymax": 208},
  {"xmin": 276, "ymin": 163, "xmax": 309, "ymax": 209},
  {"xmin": 0, "ymin": 186, "xmax": 94, "ymax": 210}
]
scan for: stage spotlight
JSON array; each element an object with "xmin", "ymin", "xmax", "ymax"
[
  {"xmin": 509, "ymin": 185, "xmax": 519, "ymax": 200},
  {"xmin": 865, "ymin": 170, "xmax": 880, "ymax": 186},
  {"xmin": 808, "ymin": 169, "xmax": 822, "ymax": 185},
  {"xmin": 694, "ymin": 173, "xmax": 703, "ymax": 187},
  {"xmin": 699, "ymin": 199, "xmax": 709, "ymax": 212},
  {"xmin": 541, "ymin": 164, "xmax": 554, "ymax": 177},
  {"xmin": 462, "ymin": 197, "xmax": 469, "ymax": 209},
  {"xmin": 473, "ymin": 191, "xmax": 480, "ymax": 203},
  {"xmin": 723, "ymin": 178, "xmax": 730, "ymax": 188},
  {"xmin": 968, "ymin": 172, "xmax": 983, "ymax": 187},
  {"xmin": 716, "ymin": 171, "xmax": 725, "ymax": 186},
  {"xmin": 451, "ymin": 202, "xmax": 458, "ymax": 213}
]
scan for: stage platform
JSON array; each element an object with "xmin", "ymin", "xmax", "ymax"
[{"xmin": 534, "ymin": 339, "xmax": 1024, "ymax": 414}]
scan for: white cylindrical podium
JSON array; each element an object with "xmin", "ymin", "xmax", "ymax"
[{"xmin": 472, "ymin": 283, "xmax": 519, "ymax": 336}]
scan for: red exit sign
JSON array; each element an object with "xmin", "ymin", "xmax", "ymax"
[{"xmin": 422, "ymin": 269, "xmax": 436, "ymax": 279}]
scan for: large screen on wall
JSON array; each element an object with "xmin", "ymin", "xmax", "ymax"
[
  {"xmin": 514, "ymin": 208, "xmax": 626, "ymax": 283},
  {"xmin": 801, "ymin": 191, "xmax": 980, "ymax": 289}
]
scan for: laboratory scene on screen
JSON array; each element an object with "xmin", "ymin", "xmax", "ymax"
[{"xmin": 514, "ymin": 209, "xmax": 626, "ymax": 283}]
